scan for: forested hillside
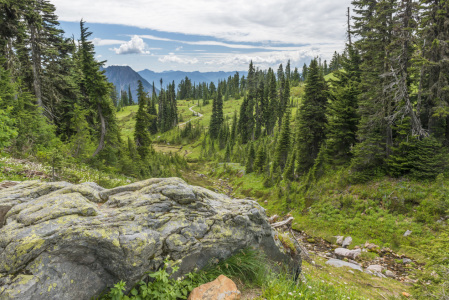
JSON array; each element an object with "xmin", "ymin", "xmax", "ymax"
[{"xmin": 1, "ymin": 0, "xmax": 449, "ymax": 299}]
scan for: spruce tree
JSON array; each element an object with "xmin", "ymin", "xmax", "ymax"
[
  {"xmin": 134, "ymin": 80, "xmax": 152, "ymax": 159},
  {"xmin": 266, "ymin": 69, "xmax": 278, "ymax": 135},
  {"xmin": 274, "ymin": 109, "xmax": 291, "ymax": 171},
  {"xmin": 296, "ymin": 59, "xmax": 328, "ymax": 174},
  {"xmin": 245, "ymin": 143, "xmax": 256, "ymax": 174},
  {"xmin": 283, "ymin": 151, "xmax": 296, "ymax": 181},
  {"xmin": 209, "ymin": 90, "xmax": 224, "ymax": 139},
  {"xmin": 79, "ymin": 20, "xmax": 121, "ymax": 159},
  {"xmin": 128, "ymin": 85, "xmax": 133, "ymax": 105},
  {"xmin": 230, "ymin": 110, "xmax": 238, "ymax": 147},
  {"xmin": 418, "ymin": 0, "xmax": 449, "ymax": 142},
  {"xmin": 254, "ymin": 144, "xmax": 267, "ymax": 174},
  {"xmin": 326, "ymin": 44, "xmax": 361, "ymax": 165}
]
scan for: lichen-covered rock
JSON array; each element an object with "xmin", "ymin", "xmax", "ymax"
[{"xmin": 0, "ymin": 178, "xmax": 300, "ymax": 300}]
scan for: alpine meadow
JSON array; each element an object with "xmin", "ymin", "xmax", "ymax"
[{"xmin": 1, "ymin": 1, "xmax": 449, "ymax": 299}]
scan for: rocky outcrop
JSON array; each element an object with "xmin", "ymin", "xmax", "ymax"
[{"xmin": 0, "ymin": 178, "xmax": 300, "ymax": 300}]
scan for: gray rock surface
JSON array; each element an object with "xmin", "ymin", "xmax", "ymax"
[
  {"xmin": 325, "ymin": 259, "xmax": 362, "ymax": 271},
  {"xmin": 402, "ymin": 258, "xmax": 412, "ymax": 264},
  {"xmin": 342, "ymin": 236, "xmax": 352, "ymax": 248},
  {"xmin": 0, "ymin": 178, "xmax": 300, "ymax": 300},
  {"xmin": 335, "ymin": 236, "xmax": 344, "ymax": 245},
  {"xmin": 367, "ymin": 265, "xmax": 383, "ymax": 273},
  {"xmin": 385, "ymin": 270, "xmax": 396, "ymax": 278},
  {"xmin": 334, "ymin": 248, "xmax": 361, "ymax": 260}
]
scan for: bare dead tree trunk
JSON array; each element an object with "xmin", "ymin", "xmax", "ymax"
[
  {"xmin": 384, "ymin": 0, "xmax": 427, "ymax": 138},
  {"xmin": 30, "ymin": 23, "xmax": 43, "ymax": 109},
  {"xmin": 93, "ymin": 103, "xmax": 106, "ymax": 157},
  {"xmin": 347, "ymin": 7, "xmax": 352, "ymax": 46}
]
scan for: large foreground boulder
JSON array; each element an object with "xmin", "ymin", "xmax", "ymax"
[{"xmin": 0, "ymin": 178, "xmax": 300, "ymax": 299}]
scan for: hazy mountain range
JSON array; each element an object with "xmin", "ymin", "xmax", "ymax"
[
  {"xmin": 138, "ymin": 69, "xmax": 247, "ymax": 90},
  {"xmin": 102, "ymin": 66, "xmax": 247, "ymax": 102}
]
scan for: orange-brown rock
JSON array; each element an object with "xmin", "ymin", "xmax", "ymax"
[{"xmin": 188, "ymin": 275, "xmax": 241, "ymax": 300}]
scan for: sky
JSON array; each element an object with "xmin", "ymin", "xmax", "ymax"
[{"xmin": 53, "ymin": 0, "xmax": 353, "ymax": 72}]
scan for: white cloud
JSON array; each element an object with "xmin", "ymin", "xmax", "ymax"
[
  {"xmin": 159, "ymin": 54, "xmax": 199, "ymax": 64},
  {"xmin": 113, "ymin": 35, "xmax": 150, "ymax": 55},
  {"xmin": 140, "ymin": 35, "xmax": 310, "ymax": 51},
  {"xmin": 53, "ymin": 0, "xmax": 352, "ymax": 45},
  {"xmin": 175, "ymin": 46, "xmax": 183, "ymax": 51},
  {"xmin": 91, "ymin": 38, "xmax": 126, "ymax": 46}
]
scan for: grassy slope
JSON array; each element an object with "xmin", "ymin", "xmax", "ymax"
[{"xmin": 114, "ymin": 85, "xmax": 435, "ymax": 299}]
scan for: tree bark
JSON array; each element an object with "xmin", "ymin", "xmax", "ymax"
[
  {"xmin": 30, "ymin": 23, "xmax": 42, "ymax": 109},
  {"xmin": 93, "ymin": 103, "xmax": 106, "ymax": 157}
]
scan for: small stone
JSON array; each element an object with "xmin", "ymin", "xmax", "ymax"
[
  {"xmin": 335, "ymin": 236, "xmax": 344, "ymax": 245},
  {"xmin": 402, "ymin": 258, "xmax": 412, "ymax": 264},
  {"xmin": 364, "ymin": 242, "xmax": 379, "ymax": 250},
  {"xmin": 348, "ymin": 270, "xmax": 355, "ymax": 274},
  {"xmin": 342, "ymin": 236, "xmax": 352, "ymax": 248},
  {"xmin": 325, "ymin": 259, "xmax": 363, "ymax": 271},
  {"xmin": 367, "ymin": 265, "xmax": 382, "ymax": 273},
  {"xmin": 402, "ymin": 292, "xmax": 411, "ymax": 297},
  {"xmin": 385, "ymin": 270, "xmax": 395, "ymax": 278},
  {"xmin": 188, "ymin": 275, "xmax": 241, "ymax": 300},
  {"xmin": 404, "ymin": 230, "xmax": 412, "ymax": 237},
  {"xmin": 335, "ymin": 248, "xmax": 361, "ymax": 260}
]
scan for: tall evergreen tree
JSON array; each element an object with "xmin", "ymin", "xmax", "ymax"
[
  {"xmin": 79, "ymin": 20, "xmax": 121, "ymax": 159},
  {"xmin": 296, "ymin": 59, "xmax": 329, "ymax": 174},
  {"xmin": 350, "ymin": 0, "xmax": 396, "ymax": 176},
  {"xmin": 274, "ymin": 109, "xmax": 291, "ymax": 171},
  {"xmin": 209, "ymin": 90, "xmax": 224, "ymax": 139},
  {"xmin": 245, "ymin": 143, "xmax": 256, "ymax": 174},
  {"xmin": 134, "ymin": 80, "xmax": 151, "ymax": 159},
  {"xmin": 128, "ymin": 84, "xmax": 133, "ymax": 105},
  {"xmin": 418, "ymin": 0, "xmax": 449, "ymax": 142},
  {"xmin": 326, "ymin": 44, "xmax": 362, "ymax": 165}
]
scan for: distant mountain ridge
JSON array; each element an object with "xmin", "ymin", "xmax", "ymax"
[
  {"xmin": 138, "ymin": 69, "xmax": 248, "ymax": 90},
  {"xmin": 102, "ymin": 66, "xmax": 158, "ymax": 103}
]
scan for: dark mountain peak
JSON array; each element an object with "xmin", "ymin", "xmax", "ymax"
[{"xmin": 103, "ymin": 66, "xmax": 159, "ymax": 101}]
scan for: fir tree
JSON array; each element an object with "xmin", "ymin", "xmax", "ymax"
[
  {"xmin": 245, "ymin": 143, "xmax": 256, "ymax": 174},
  {"xmin": 128, "ymin": 85, "xmax": 133, "ymax": 105},
  {"xmin": 274, "ymin": 109, "xmax": 291, "ymax": 171},
  {"xmin": 254, "ymin": 144, "xmax": 267, "ymax": 174},
  {"xmin": 79, "ymin": 20, "xmax": 121, "ymax": 159},
  {"xmin": 283, "ymin": 151, "xmax": 296, "ymax": 181},
  {"xmin": 134, "ymin": 80, "xmax": 152, "ymax": 159},
  {"xmin": 209, "ymin": 90, "xmax": 224, "ymax": 139},
  {"xmin": 296, "ymin": 59, "xmax": 328, "ymax": 174},
  {"xmin": 326, "ymin": 44, "xmax": 361, "ymax": 165}
]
